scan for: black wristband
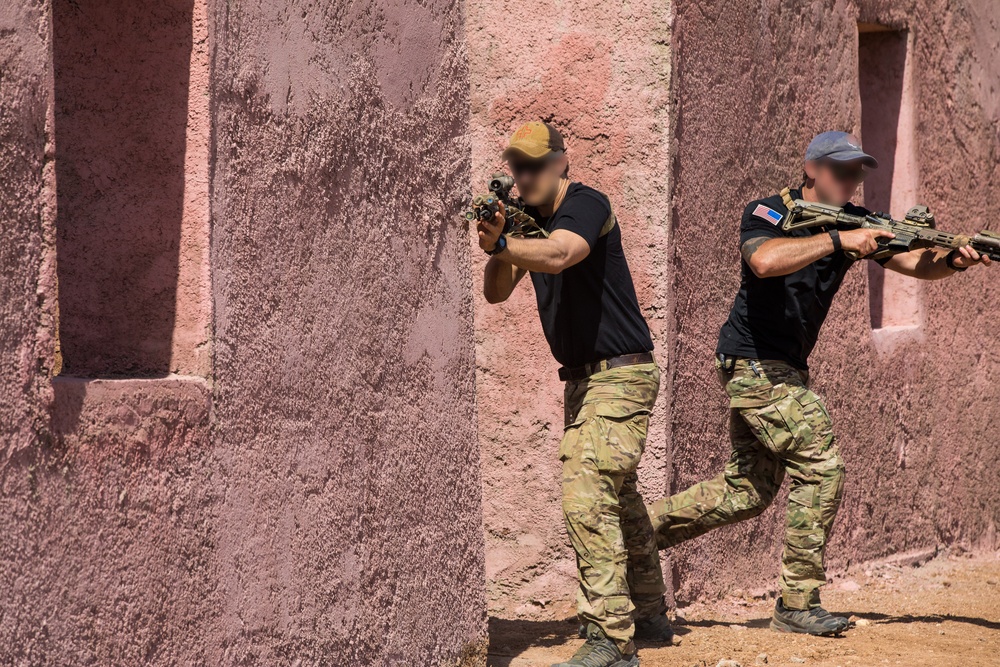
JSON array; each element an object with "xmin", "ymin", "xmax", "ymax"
[
  {"xmin": 946, "ymin": 248, "xmax": 967, "ymax": 272},
  {"xmin": 486, "ymin": 233, "xmax": 507, "ymax": 256},
  {"xmin": 828, "ymin": 229, "xmax": 843, "ymax": 252}
]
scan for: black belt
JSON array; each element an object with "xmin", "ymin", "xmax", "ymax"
[{"xmin": 558, "ymin": 352, "xmax": 655, "ymax": 382}]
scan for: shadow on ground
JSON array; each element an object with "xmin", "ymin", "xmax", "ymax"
[
  {"xmin": 487, "ymin": 618, "xmax": 579, "ymax": 666},
  {"xmin": 848, "ymin": 611, "xmax": 1000, "ymax": 631},
  {"xmin": 486, "ymin": 610, "xmax": 1000, "ymax": 665},
  {"xmin": 678, "ymin": 616, "xmax": 772, "ymax": 631}
]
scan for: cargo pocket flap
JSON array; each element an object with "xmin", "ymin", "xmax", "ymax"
[
  {"xmin": 575, "ymin": 400, "xmax": 651, "ymax": 423},
  {"xmin": 729, "ymin": 383, "xmax": 790, "ymax": 409}
]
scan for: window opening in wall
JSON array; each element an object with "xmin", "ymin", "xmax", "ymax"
[
  {"xmin": 52, "ymin": 0, "xmax": 211, "ymax": 378},
  {"xmin": 858, "ymin": 23, "xmax": 921, "ymax": 331}
]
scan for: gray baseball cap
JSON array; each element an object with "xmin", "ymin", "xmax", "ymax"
[{"xmin": 805, "ymin": 131, "xmax": 878, "ymax": 168}]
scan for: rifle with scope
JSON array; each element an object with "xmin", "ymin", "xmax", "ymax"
[{"xmin": 779, "ymin": 187, "xmax": 1000, "ymax": 262}]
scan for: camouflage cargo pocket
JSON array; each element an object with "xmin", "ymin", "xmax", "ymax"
[
  {"xmin": 594, "ymin": 412, "xmax": 648, "ymax": 474},
  {"xmin": 737, "ymin": 384, "xmax": 827, "ymax": 456},
  {"xmin": 560, "ymin": 401, "xmax": 649, "ymax": 474}
]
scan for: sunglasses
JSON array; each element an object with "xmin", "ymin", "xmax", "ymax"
[
  {"xmin": 509, "ymin": 151, "xmax": 563, "ymax": 176},
  {"xmin": 823, "ymin": 161, "xmax": 867, "ymax": 183}
]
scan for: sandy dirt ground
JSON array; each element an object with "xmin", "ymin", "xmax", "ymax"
[{"xmin": 487, "ymin": 551, "xmax": 1000, "ymax": 667}]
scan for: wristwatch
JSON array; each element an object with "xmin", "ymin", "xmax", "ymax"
[
  {"xmin": 486, "ymin": 234, "xmax": 507, "ymax": 256},
  {"xmin": 945, "ymin": 248, "xmax": 967, "ymax": 272}
]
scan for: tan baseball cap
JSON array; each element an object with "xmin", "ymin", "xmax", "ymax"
[{"xmin": 502, "ymin": 121, "xmax": 566, "ymax": 160}]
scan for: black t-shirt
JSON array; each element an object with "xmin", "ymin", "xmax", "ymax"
[
  {"xmin": 716, "ymin": 189, "xmax": 879, "ymax": 370},
  {"xmin": 526, "ymin": 183, "xmax": 654, "ymax": 368}
]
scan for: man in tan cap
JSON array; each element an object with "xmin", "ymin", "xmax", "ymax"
[{"xmin": 476, "ymin": 121, "xmax": 671, "ymax": 667}]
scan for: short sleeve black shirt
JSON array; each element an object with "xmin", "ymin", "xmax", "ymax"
[
  {"xmin": 525, "ymin": 183, "xmax": 654, "ymax": 368},
  {"xmin": 716, "ymin": 189, "xmax": 874, "ymax": 370}
]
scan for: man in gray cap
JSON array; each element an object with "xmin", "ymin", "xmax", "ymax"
[{"xmin": 645, "ymin": 130, "xmax": 991, "ymax": 636}]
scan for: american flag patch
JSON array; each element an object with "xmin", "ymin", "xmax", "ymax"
[{"xmin": 753, "ymin": 204, "xmax": 783, "ymax": 225}]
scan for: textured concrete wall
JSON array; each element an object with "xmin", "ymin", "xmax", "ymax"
[
  {"xmin": 468, "ymin": 0, "xmax": 673, "ymax": 620},
  {"xmin": 0, "ymin": 2, "xmax": 57, "ymax": 458},
  {"xmin": 209, "ymin": 0, "xmax": 484, "ymax": 664},
  {"xmin": 0, "ymin": 2, "xmax": 223, "ymax": 665},
  {"xmin": 1, "ymin": 378, "xmax": 216, "ymax": 664},
  {"xmin": 1, "ymin": 0, "xmax": 485, "ymax": 665},
  {"xmin": 665, "ymin": 0, "xmax": 1000, "ymax": 605}
]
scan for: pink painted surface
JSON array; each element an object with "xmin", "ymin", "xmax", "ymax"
[
  {"xmin": 468, "ymin": 0, "xmax": 673, "ymax": 620},
  {"xmin": 1, "ymin": 375, "xmax": 215, "ymax": 664},
  {"xmin": 859, "ymin": 28, "xmax": 922, "ymax": 331},
  {"xmin": 52, "ymin": 0, "xmax": 211, "ymax": 377},
  {"xmin": 1, "ymin": 0, "xmax": 485, "ymax": 665},
  {"xmin": 208, "ymin": 0, "xmax": 485, "ymax": 664},
  {"xmin": 0, "ymin": 2, "xmax": 57, "ymax": 457},
  {"xmin": 664, "ymin": 0, "xmax": 1000, "ymax": 607}
]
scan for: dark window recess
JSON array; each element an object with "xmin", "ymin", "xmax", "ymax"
[
  {"xmin": 858, "ymin": 25, "xmax": 921, "ymax": 330},
  {"xmin": 53, "ymin": 0, "xmax": 201, "ymax": 377}
]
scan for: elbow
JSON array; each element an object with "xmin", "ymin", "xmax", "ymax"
[
  {"xmin": 529, "ymin": 258, "xmax": 567, "ymax": 276},
  {"xmin": 483, "ymin": 287, "xmax": 507, "ymax": 304},
  {"xmin": 748, "ymin": 256, "xmax": 776, "ymax": 279}
]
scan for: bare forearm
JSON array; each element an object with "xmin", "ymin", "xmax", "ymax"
[
  {"xmin": 483, "ymin": 257, "xmax": 522, "ymax": 303},
  {"xmin": 744, "ymin": 235, "xmax": 835, "ymax": 278},
  {"xmin": 884, "ymin": 248, "xmax": 956, "ymax": 280},
  {"xmin": 495, "ymin": 236, "xmax": 577, "ymax": 274}
]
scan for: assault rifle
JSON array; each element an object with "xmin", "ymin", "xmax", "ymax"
[
  {"xmin": 779, "ymin": 187, "xmax": 1000, "ymax": 262},
  {"xmin": 464, "ymin": 174, "xmax": 549, "ymax": 238}
]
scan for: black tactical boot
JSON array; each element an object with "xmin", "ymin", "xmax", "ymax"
[
  {"xmin": 634, "ymin": 614, "xmax": 674, "ymax": 643},
  {"xmin": 554, "ymin": 623, "xmax": 639, "ymax": 667},
  {"xmin": 770, "ymin": 599, "xmax": 849, "ymax": 636},
  {"xmin": 579, "ymin": 614, "xmax": 672, "ymax": 644}
]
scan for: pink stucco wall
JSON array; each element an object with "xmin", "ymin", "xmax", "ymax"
[
  {"xmin": 0, "ymin": 1, "xmax": 485, "ymax": 665},
  {"xmin": 468, "ymin": 0, "xmax": 674, "ymax": 620},
  {"xmin": 0, "ymin": 2, "xmax": 57, "ymax": 460},
  {"xmin": 0, "ymin": 3, "xmax": 222, "ymax": 664},
  {"xmin": 474, "ymin": 0, "xmax": 1000, "ymax": 618},
  {"xmin": 208, "ymin": 0, "xmax": 484, "ymax": 663}
]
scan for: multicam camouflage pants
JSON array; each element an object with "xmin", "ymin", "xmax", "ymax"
[
  {"xmin": 560, "ymin": 363, "xmax": 666, "ymax": 648},
  {"xmin": 646, "ymin": 357, "xmax": 845, "ymax": 611}
]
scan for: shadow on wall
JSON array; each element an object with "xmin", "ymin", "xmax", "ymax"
[{"xmin": 53, "ymin": 0, "xmax": 193, "ymax": 377}]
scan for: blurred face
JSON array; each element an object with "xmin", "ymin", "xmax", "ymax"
[
  {"xmin": 507, "ymin": 152, "xmax": 568, "ymax": 207},
  {"xmin": 806, "ymin": 158, "xmax": 868, "ymax": 206}
]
